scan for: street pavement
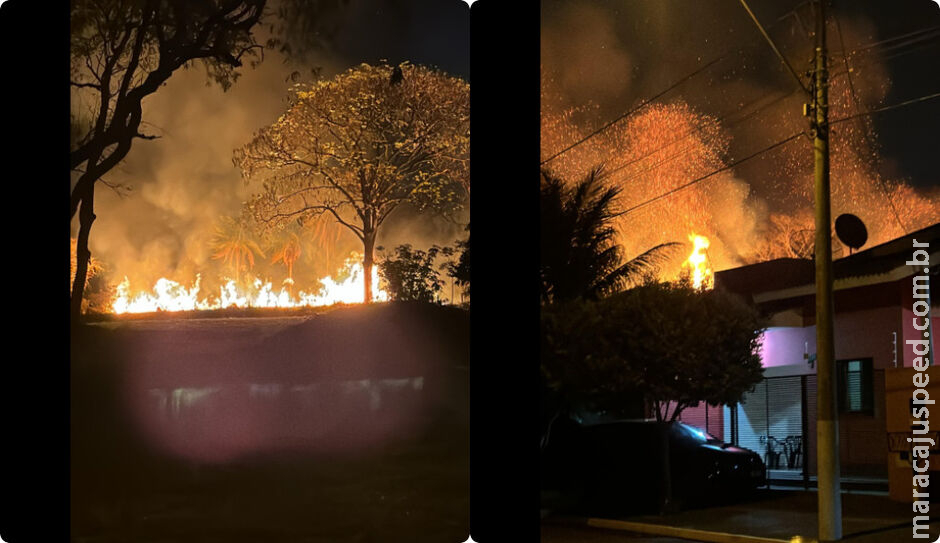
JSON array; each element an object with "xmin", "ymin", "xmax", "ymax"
[
  {"xmin": 542, "ymin": 520, "xmax": 689, "ymax": 543},
  {"xmin": 543, "ymin": 488, "xmax": 931, "ymax": 543}
]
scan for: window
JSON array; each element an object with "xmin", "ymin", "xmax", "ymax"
[{"xmin": 837, "ymin": 358, "xmax": 873, "ymax": 414}]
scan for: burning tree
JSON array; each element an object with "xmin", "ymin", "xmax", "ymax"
[
  {"xmin": 210, "ymin": 215, "xmax": 265, "ymax": 286},
  {"xmin": 69, "ymin": 0, "xmax": 268, "ymax": 320},
  {"xmin": 267, "ymin": 223, "xmax": 303, "ymax": 294},
  {"xmin": 235, "ymin": 63, "xmax": 470, "ymax": 303}
]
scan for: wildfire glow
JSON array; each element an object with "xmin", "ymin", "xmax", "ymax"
[
  {"xmin": 111, "ymin": 253, "xmax": 388, "ymax": 314},
  {"xmin": 542, "ymin": 63, "xmax": 940, "ymax": 280},
  {"xmin": 683, "ymin": 233, "xmax": 713, "ymax": 290}
]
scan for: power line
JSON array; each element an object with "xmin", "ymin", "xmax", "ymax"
[
  {"xmin": 598, "ymin": 13, "xmax": 940, "ymax": 222},
  {"xmin": 612, "ymin": 132, "xmax": 803, "ymax": 218},
  {"xmin": 828, "ymin": 29, "xmax": 940, "ymax": 76},
  {"xmin": 862, "ymin": 30, "xmax": 940, "ymax": 56},
  {"xmin": 540, "ymin": 56, "xmax": 723, "ymax": 166},
  {"xmin": 830, "ymin": 91, "xmax": 940, "ymax": 125},
  {"xmin": 880, "ymin": 38, "xmax": 940, "ymax": 62},
  {"xmin": 832, "ymin": 4, "xmax": 907, "ymax": 234},
  {"xmin": 829, "ymin": 38, "xmax": 940, "ymax": 79},
  {"xmin": 543, "ymin": 16, "xmax": 937, "ymax": 173},
  {"xmin": 738, "ymin": 0, "xmax": 810, "ymax": 94},
  {"xmin": 541, "ymin": 9, "xmax": 813, "ymax": 167},
  {"xmin": 612, "ymin": 91, "xmax": 940, "ymax": 221},
  {"xmin": 836, "ymin": 25, "xmax": 940, "ymax": 57},
  {"xmin": 599, "ymin": 87, "xmax": 799, "ymax": 184},
  {"xmin": 598, "ymin": 89, "xmax": 938, "ymax": 222}
]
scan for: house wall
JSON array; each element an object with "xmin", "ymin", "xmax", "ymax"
[
  {"xmin": 740, "ymin": 304, "xmax": 902, "ymax": 477},
  {"xmin": 760, "ymin": 326, "xmax": 816, "ymax": 368},
  {"xmin": 675, "ymin": 403, "xmax": 723, "ymax": 440},
  {"xmin": 761, "ymin": 306, "xmax": 903, "ymax": 369},
  {"xmin": 673, "ymin": 281, "xmax": 936, "ymax": 477},
  {"xmin": 900, "ymin": 311, "xmax": 940, "ymax": 368},
  {"xmin": 835, "ymin": 306, "xmax": 902, "ymax": 369},
  {"xmin": 900, "ymin": 277, "xmax": 940, "ymax": 368},
  {"xmin": 838, "ymin": 370, "xmax": 888, "ymax": 475}
]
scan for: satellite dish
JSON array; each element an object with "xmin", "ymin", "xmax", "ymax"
[{"xmin": 835, "ymin": 214, "xmax": 868, "ymax": 251}]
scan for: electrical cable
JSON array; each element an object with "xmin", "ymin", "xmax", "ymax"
[
  {"xmin": 612, "ymin": 91, "xmax": 940, "ymax": 220},
  {"xmin": 541, "ymin": 8, "xmax": 813, "ymax": 166},
  {"xmin": 832, "ymin": 4, "xmax": 908, "ymax": 234}
]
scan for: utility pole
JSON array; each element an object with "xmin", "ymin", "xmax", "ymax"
[{"xmin": 811, "ymin": 0, "xmax": 842, "ymax": 540}]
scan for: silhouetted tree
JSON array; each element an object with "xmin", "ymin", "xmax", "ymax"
[
  {"xmin": 539, "ymin": 169, "xmax": 678, "ymax": 303},
  {"xmin": 542, "ymin": 280, "xmax": 765, "ymax": 423},
  {"xmin": 378, "ymin": 244, "xmax": 451, "ymax": 303},
  {"xmin": 448, "ymin": 225, "xmax": 470, "ymax": 300},
  {"xmin": 236, "ymin": 63, "xmax": 469, "ymax": 303},
  {"xmin": 390, "ymin": 64, "xmax": 404, "ymax": 85},
  {"xmin": 69, "ymin": 0, "xmax": 268, "ymax": 320}
]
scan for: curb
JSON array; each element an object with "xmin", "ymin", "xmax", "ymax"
[{"xmin": 586, "ymin": 518, "xmax": 811, "ymax": 543}]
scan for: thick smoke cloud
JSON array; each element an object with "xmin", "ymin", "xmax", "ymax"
[
  {"xmin": 76, "ymin": 1, "xmax": 470, "ymax": 297},
  {"xmin": 540, "ymin": 3, "xmax": 634, "ymax": 107},
  {"xmin": 542, "ymin": 0, "xmax": 940, "ymax": 274},
  {"xmin": 88, "ymin": 50, "xmax": 315, "ymax": 287}
]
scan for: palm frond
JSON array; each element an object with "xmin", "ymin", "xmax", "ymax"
[{"xmin": 541, "ymin": 167, "xmax": 681, "ymax": 303}]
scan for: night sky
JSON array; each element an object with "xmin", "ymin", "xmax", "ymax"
[
  {"xmin": 842, "ymin": 1, "xmax": 940, "ymax": 188},
  {"xmin": 324, "ymin": 0, "xmax": 470, "ymax": 79},
  {"xmin": 72, "ymin": 0, "xmax": 471, "ymax": 288},
  {"xmin": 542, "ymin": 0, "xmax": 940, "ymax": 190}
]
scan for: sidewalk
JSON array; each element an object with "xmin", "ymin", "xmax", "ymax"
[{"xmin": 560, "ymin": 489, "xmax": 928, "ymax": 543}]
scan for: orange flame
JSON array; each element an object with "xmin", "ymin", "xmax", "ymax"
[
  {"xmin": 683, "ymin": 233, "xmax": 713, "ymax": 290},
  {"xmin": 111, "ymin": 253, "xmax": 388, "ymax": 314}
]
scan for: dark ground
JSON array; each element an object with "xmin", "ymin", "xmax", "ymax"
[
  {"xmin": 544, "ymin": 488, "xmax": 931, "ymax": 543},
  {"xmin": 70, "ymin": 302, "xmax": 470, "ymax": 542},
  {"xmin": 541, "ymin": 522, "xmax": 687, "ymax": 543}
]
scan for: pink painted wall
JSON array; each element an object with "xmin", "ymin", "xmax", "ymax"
[
  {"xmin": 899, "ymin": 275, "xmax": 940, "ymax": 367},
  {"xmin": 900, "ymin": 311, "xmax": 940, "ymax": 367},
  {"xmin": 673, "ymin": 402, "xmax": 724, "ymax": 440},
  {"xmin": 759, "ymin": 327, "xmax": 816, "ymax": 368},
  {"xmin": 759, "ymin": 306, "xmax": 903, "ymax": 370},
  {"xmin": 834, "ymin": 306, "xmax": 901, "ymax": 370}
]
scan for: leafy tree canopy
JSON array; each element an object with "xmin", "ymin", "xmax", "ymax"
[
  {"xmin": 237, "ymin": 62, "xmax": 470, "ymax": 222},
  {"xmin": 447, "ymin": 226, "xmax": 470, "ymax": 299},
  {"xmin": 378, "ymin": 244, "xmax": 453, "ymax": 303},
  {"xmin": 542, "ymin": 280, "xmax": 766, "ymax": 422},
  {"xmin": 236, "ymin": 62, "xmax": 469, "ymax": 302}
]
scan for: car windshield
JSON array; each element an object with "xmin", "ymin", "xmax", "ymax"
[{"xmin": 675, "ymin": 422, "xmax": 721, "ymax": 443}]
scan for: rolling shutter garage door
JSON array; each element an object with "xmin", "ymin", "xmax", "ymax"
[{"xmin": 725, "ymin": 376, "xmax": 805, "ymax": 471}]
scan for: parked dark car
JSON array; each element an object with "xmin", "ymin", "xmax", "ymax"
[
  {"xmin": 667, "ymin": 421, "xmax": 767, "ymax": 496},
  {"xmin": 541, "ymin": 415, "xmax": 766, "ymax": 513}
]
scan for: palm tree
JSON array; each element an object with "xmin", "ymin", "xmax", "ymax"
[
  {"xmin": 302, "ymin": 214, "xmax": 345, "ymax": 275},
  {"xmin": 269, "ymin": 226, "xmax": 303, "ymax": 296},
  {"xmin": 539, "ymin": 168, "xmax": 678, "ymax": 303},
  {"xmin": 211, "ymin": 216, "xmax": 265, "ymax": 286}
]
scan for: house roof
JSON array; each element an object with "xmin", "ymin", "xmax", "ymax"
[
  {"xmin": 833, "ymin": 222, "xmax": 940, "ymax": 280},
  {"xmin": 715, "ymin": 222, "xmax": 940, "ymax": 300},
  {"xmin": 715, "ymin": 258, "xmax": 813, "ymax": 299}
]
